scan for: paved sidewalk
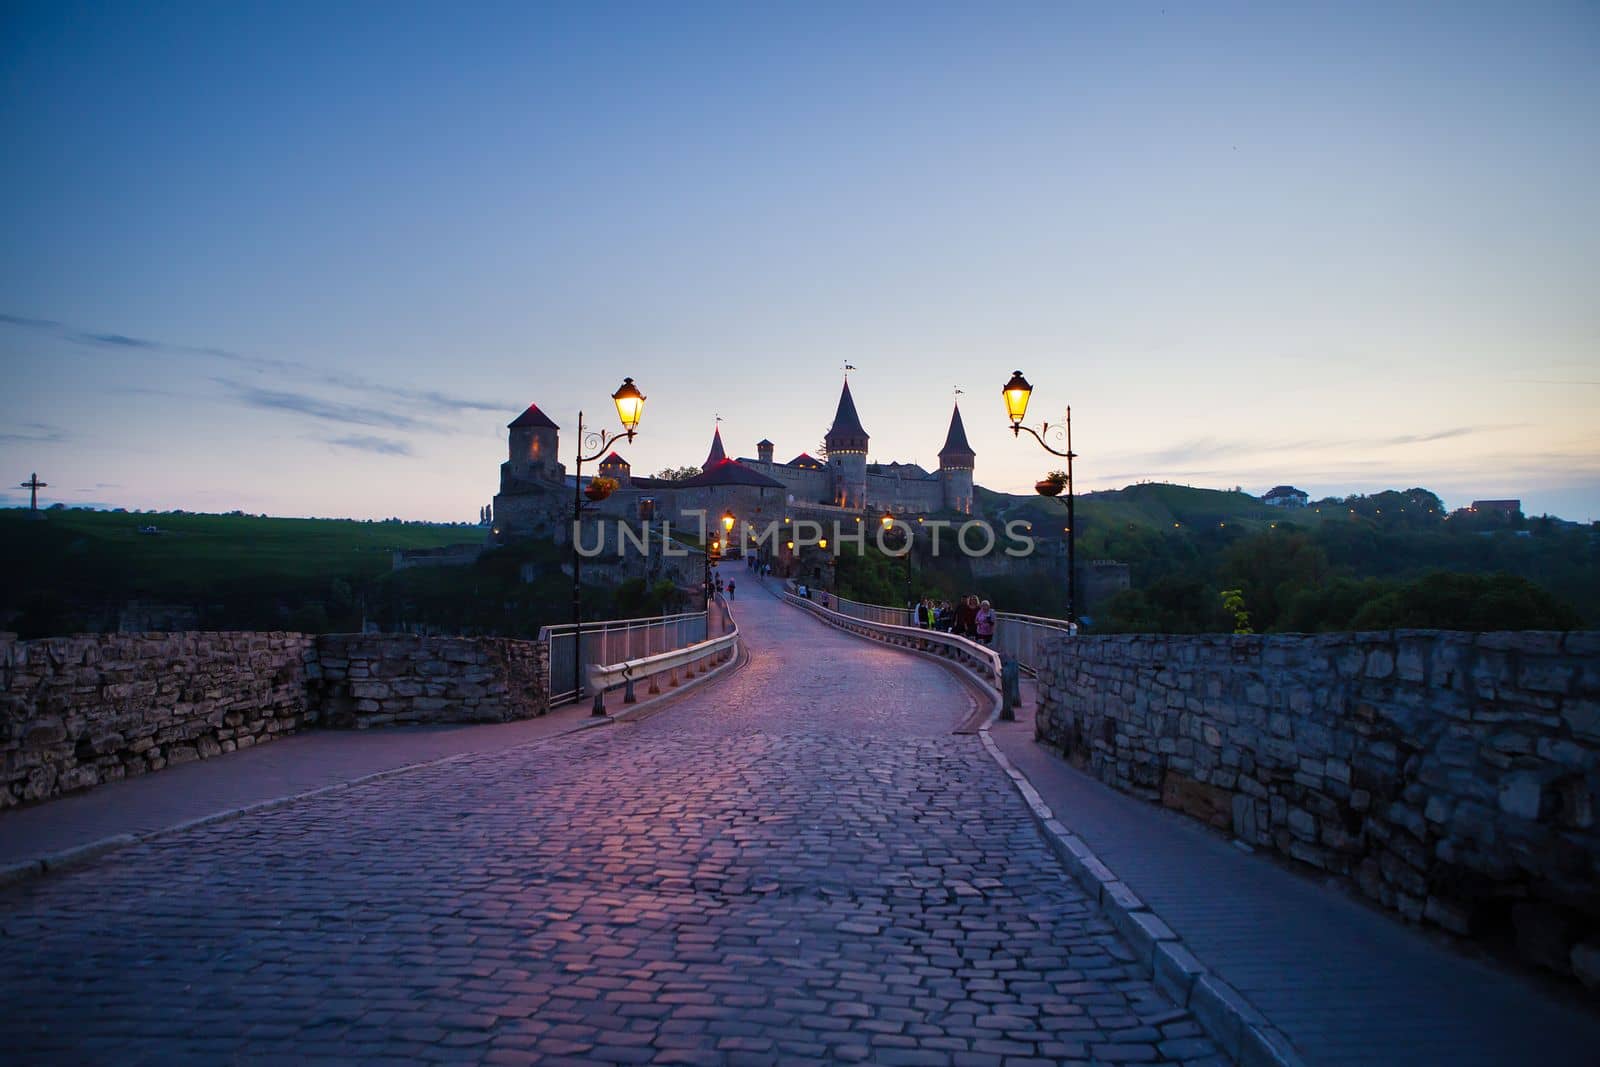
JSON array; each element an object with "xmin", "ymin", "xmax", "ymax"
[
  {"xmin": 0, "ymin": 700, "xmax": 600, "ymax": 867},
  {"xmin": 988, "ymin": 685, "xmax": 1600, "ymax": 1067}
]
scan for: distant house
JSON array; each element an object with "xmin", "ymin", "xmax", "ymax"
[
  {"xmin": 1262, "ymin": 485, "xmax": 1309, "ymax": 508},
  {"xmin": 1470, "ymin": 499, "xmax": 1522, "ymax": 517}
]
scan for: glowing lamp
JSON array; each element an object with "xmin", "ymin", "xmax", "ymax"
[
  {"xmin": 611, "ymin": 377, "xmax": 645, "ymax": 434},
  {"xmin": 880, "ymin": 509, "xmax": 894, "ymax": 530},
  {"xmin": 720, "ymin": 509, "xmax": 735, "ymax": 533},
  {"xmin": 819, "ymin": 538, "xmax": 828, "ymax": 550},
  {"xmin": 1002, "ymin": 370, "xmax": 1033, "ymax": 428}
]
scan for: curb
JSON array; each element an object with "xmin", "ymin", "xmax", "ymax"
[
  {"xmin": 976, "ymin": 719, "xmax": 1305, "ymax": 1067},
  {"xmin": 603, "ymin": 635, "xmax": 746, "ymax": 724},
  {"xmin": 780, "ymin": 592, "xmax": 1302, "ymax": 1067}
]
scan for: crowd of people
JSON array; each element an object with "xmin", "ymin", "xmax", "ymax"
[{"xmin": 911, "ymin": 594, "xmax": 995, "ymax": 644}]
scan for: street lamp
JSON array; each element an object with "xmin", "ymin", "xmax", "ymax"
[
  {"xmin": 1001, "ymin": 369, "xmax": 1078, "ymax": 626},
  {"xmin": 881, "ymin": 509, "xmax": 913, "ymax": 606},
  {"xmin": 572, "ymin": 377, "xmax": 646, "ymax": 711}
]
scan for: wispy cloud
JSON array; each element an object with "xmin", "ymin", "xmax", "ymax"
[
  {"xmin": 82, "ymin": 332, "xmax": 158, "ymax": 348},
  {"xmin": 326, "ymin": 434, "xmax": 414, "ymax": 457},
  {"xmin": 1374, "ymin": 426, "xmax": 1505, "ymax": 446},
  {"xmin": 1509, "ymin": 379, "xmax": 1600, "ymax": 387},
  {"xmin": 214, "ymin": 378, "xmax": 437, "ymax": 432},
  {"xmin": 1105, "ymin": 424, "xmax": 1521, "ymax": 472},
  {"xmin": 0, "ymin": 312, "xmax": 504, "ymax": 416},
  {"xmin": 0, "ymin": 422, "xmax": 68, "ymax": 445}
]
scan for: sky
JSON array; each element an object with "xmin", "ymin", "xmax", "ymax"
[{"xmin": 2, "ymin": 1, "xmax": 1597, "ymax": 521}]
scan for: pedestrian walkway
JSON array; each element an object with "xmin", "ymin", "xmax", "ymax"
[
  {"xmin": 987, "ymin": 683, "xmax": 1600, "ymax": 1067},
  {"xmin": 0, "ymin": 698, "xmax": 600, "ymax": 869}
]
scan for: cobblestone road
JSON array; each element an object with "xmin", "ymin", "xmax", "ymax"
[{"xmin": 0, "ymin": 584, "xmax": 1222, "ymax": 1065}]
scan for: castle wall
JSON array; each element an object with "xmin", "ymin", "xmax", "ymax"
[
  {"xmin": 736, "ymin": 461, "xmax": 833, "ymax": 507},
  {"xmin": 865, "ymin": 471, "xmax": 944, "ymax": 515}
]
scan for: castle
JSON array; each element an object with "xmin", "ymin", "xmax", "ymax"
[{"xmin": 491, "ymin": 379, "xmax": 981, "ymax": 545}]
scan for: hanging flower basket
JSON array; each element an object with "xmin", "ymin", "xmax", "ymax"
[
  {"xmin": 1035, "ymin": 472, "xmax": 1067, "ymax": 497},
  {"xmin": 584, "ymin": 477, "xmax": 618, "ymax": 502}
]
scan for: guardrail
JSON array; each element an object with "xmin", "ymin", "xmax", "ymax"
[
  {"xmin": 584, "ymin": 596, "xmax": 740, "ymax": 714},
  {"xmin": 541, "ymin": 611, "xmax": 709, "ymax": 706},
  {"xmin": 781, "ymin": 590, "xmax": 1002, "ymax": 689},
  {"xmin": 831, "ymin": 593, "xmax": 911, "ymax": 627},
  {"xmin": 992, "ymin": 611, "xmax": 1077, "ymax": 674}
]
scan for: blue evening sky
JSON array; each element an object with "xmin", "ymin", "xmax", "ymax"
[{"xmin": 2, "ymin": 2, "xmax": 1596, "ymax": 520}]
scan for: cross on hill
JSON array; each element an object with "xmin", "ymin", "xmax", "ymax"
[{"xmin": 19, "ymin": 472, "xmax": 47, "ymax": 517}]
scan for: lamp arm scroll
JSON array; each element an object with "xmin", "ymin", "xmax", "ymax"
[{"xmin": 1013, "ymin": 421, "xmax": 1074, "ymax": 460}]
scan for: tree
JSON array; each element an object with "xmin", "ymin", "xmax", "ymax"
[
  {"xmin": 653, "ymin": 466, "xmax": 702, "ymax": 482},
  {"xmin": 1350, "ymin": 572, "xmax": 1581, "ymax": 631},
  {"xmin": 1218, "ymin": 531, "xmax": 1329, "ymax": 631}
]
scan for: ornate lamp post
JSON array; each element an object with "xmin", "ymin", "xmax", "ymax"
[
  {"xmin": 881, "ymin": 509, "xmax": 913, "ymax": 607},
  {"xmin": 1002, "ymin": 370, "xmax": 1078, "ymax": 626},
  {"xmin": 572, "ymin": 377, "xmax": 645, "ymax": 711},
  {"xmin": 707, "ymin": 509, "xmax": 733, "ymax": 611}
]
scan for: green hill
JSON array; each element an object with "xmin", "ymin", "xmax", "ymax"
[{"xmin": 0, "ymin": 508, "xmax": 567, "ymax": 638}]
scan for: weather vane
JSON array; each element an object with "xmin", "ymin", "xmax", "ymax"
[{"xmin": 843, "ymin": 362, "xmax": 856, "ymax": 376}]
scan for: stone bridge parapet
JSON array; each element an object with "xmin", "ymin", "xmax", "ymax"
[
  {"xmin": 1, "ymin": 631, "xmax": 551, "ymax": 808},
  {"xmin": 1035, "ymin": 629, "xmax": 1600, "ymax": 986}
]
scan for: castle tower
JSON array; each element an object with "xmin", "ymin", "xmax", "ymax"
[
  {"xmin": 756, "ymin": 438, "xmax": 775, "ymax": 464},
  {"xmin": 824, "ymin": 379, "xmax": 869, "ymax": 509},
  {"xmin": 505, "ymin": 403, "xmax": 562, "ymax": 483},
  {"xmin": 703, "ymin": 426, "xmax": 727, "ymax": 471},
  {"xmin": 598, "ymin": 451, "xmax": 631, "ymax": 490},
  {"xmin": 937, "ymin": 402, "xmax": 976, "ymax": 514}
]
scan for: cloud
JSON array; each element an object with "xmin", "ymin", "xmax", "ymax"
[
  {"xmin": 0, "ymin": 313, "xmax": 63, "ymax": 329},
  {"xmin": 1509, "ymin": 379, "xmax": 1600, "ymax": 387},
  {"xmin": 0, "ymin": 422, "xmax": 67, "ymax": 444},
  {"xmin": 0, "ymin": 311, "xmax": 504, "ymax": 416},
  {"xmin": 1105, "ymin": 424, "xmax": 1522, "ymax": 472},
  {"xmin": 326, "ymin": 434, "xmax": 414, "ymax": 457},
  {"xmin": 80, "ymin": 332, "xmax": 158, "ymax": 348},
  {"xmin": 1374, "ymin": 426, "xmax": 1486, "ymax": 446},
  {"xmin": 214, "ymin": 378, "xmax": 436, "ymax": 432}
]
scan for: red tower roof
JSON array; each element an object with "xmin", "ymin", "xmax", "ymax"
[{"xmin": 508, "ymin": 403, "xmax": 559, "ymax": 430}]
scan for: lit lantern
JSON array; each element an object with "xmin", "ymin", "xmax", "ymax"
[
  {"xmin": 721, "ymin": 509, "xmax": 735, "ymax": 533},
  {"xmin": 1002, "ymin": 370, "xmax": 1032, "ymax": 428},
  {"xmin": 611, "ymin": 377, "xmax": 645, "ymax": 434},
  {"xmin": 880, "ymin": 509, "xmax": 894, "ymax": 529}
]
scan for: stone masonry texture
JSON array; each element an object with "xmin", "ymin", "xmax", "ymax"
[
  {"xmin": 1034, "ymin": 629, "xmax": 1600, "ymax": 989},
  {"xmin": 0, "ymin": 631, "xmax": 316, "ymax": 808},
  {"xmin": 1, "ymin": 631, "xmax": 551, "ymax": 808},
  {"xmin": 314, "ymin": 634, "xmax": 548, "ymax": 729}
]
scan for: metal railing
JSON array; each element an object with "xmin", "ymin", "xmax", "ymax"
[
  {"xmin": 782, "ymin": 590, "xmax": 1002, "ymax": 689},
  {"xmin": 829, "ymin": 593, "xmax": 912, "ymax": 628},
  {"xmin": 586, "ymin": 595, "xmax": 740, "ymax": 714},
  {"xmin": 541, "ymin": 610, "xmax": 708, "ymax": 706},
  {"xmin": 992, "ymin": 611, "xmax": 1077, "ymax": 674}
]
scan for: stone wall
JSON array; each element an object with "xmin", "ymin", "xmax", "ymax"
[
  {"xmin": 1035, "ymin": 630, "xmax": 1600, "ymax": 985},
  {"xmin": 315, "ymin": 635, "xmax": 547, "ymax": 728},
  {"xmin": 1, "ymin": 631, "xmax": 553, "ymax": 808},
  {"xmin": 0, "ymin": 631, "xmax": 316, "ymax": 808}
]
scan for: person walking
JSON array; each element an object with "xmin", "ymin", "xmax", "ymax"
[
  {"xmin": 727, "ymin": 579, "xmax": 736, "ymax": 600},
  {"xmin": 975, "ymin": 599, "xmax": 995, "ymax": 645},
  {"xmin": 955, "ymin": 594, "xmax": 977, "ymax": 638}
]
